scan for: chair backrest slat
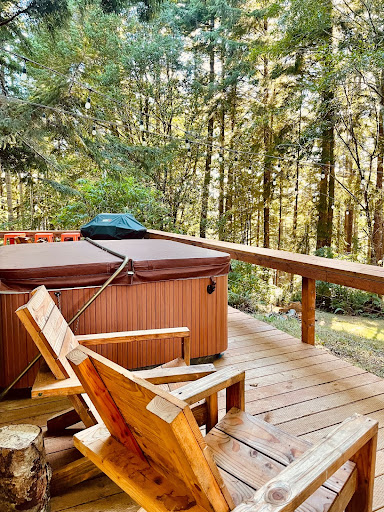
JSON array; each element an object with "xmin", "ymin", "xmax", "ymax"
[
  {"xmin": 67, "ymin": 346, "xmax": 231, "ymax": 512},
  {"xmin": 41, "ymin": 305, "xmax": 68, "ymax": 354},
  {"xmin": 16, "ymin": 285, "xmax": 78, "ymax": 379}
]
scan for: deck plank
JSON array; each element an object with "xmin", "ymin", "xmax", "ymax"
[{"xmin": 2, "ymin": 305, "xmax": 384, "ymax": 510}]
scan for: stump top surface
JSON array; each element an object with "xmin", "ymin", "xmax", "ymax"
[{"xmin": 0, "ymin": 424, "xmax": 41, "ymax": 449}]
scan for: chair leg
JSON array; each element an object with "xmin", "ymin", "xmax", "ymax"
[
  {"xmin": 47, "ymin": 408, "xmax": 81, "ymax": 433},
  {"xmin": 206, "ymin": 394, "xmax": 218, "ymax": 433},
  {"xmin": 69, "ymin": 394, "xmax": 98, "ymax": 428},
  {"xmin": 226, "ymin": 379, "xmax": 245, "ymax": 412},
  {"xmin": 50, "ymin": 456, "xmax": 102, "ymax": 496},
  {"xmin": 346, "ymin": 431, "xmax": 378, "ymax": 512}
]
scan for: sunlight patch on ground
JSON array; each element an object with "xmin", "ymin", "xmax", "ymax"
[
  {"xmin": 328, "ymin": 315, "xmax": 384, "ymax": 342},
  {"xmin": 253, "ymin": 309, "xmax": 384, "ymax": 377}
]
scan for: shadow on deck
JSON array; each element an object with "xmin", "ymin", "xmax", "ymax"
[{"xmin": 2, "ymin": 306, "xmax": 384, "ymax": 511}]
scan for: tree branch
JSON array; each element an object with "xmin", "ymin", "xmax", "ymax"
[{"xmin": 0, "ymin": 3, "xmax": 32, "ymax": 27}]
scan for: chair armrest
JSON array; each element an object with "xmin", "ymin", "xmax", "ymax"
[
  {"xmin": 233, "ymin": 414, "xmax": 378, "ymax": 512},
  {"xmin": 134, "ymin": 363, "xmax": 216, "ymax": 384},
  {"xmin": 32, "ymin": 363, "xmax": 84, "ymax": 398},
  {"xmin": 77, "ymin": 327, "xmax": 191, "ymax": 365},
  {"xmin": 76, "ymin": 327, "xmax": 190, "ymax": 346},
  {"xmin": 170, "ymin": 367, "xmax": 245, "ymax": 405},
  {"xmin": 32, "ymin": 362, "xmax": 214, "ymax": 398}
]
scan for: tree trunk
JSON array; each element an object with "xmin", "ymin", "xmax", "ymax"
[
  {"xmin": 256, "ymin": 208, "xmax": 260, "ymax": 246},
  {"xmin": 225, "ymin": 84, "xmax": 237, "ymax": 241},
  {"xmin": 0, "ymin": 424, "xmax": 51, "ymax": 512},
  {"xmin": 372, "ymin": 71, "xmax": 384, "ymax": 263},
  {"xmin": 292, "ymin": 101, "xmax": 302, "ymax": 248},
  {"xmin": 218, "ymin": 101, "xmax": 225, "ymax": 240},
  {"xmin": 5, "ymin": 168, "xmax": 14, "ymax": 223},
  {"xmin": 327, "ymin": 157, "xmax": 335, "ymax": 245},
  {"xmin": 344, "ymin": 157, "xmax": 354, "ymax": 253},
  {"xmin": 345, "ymin": 207, "xmax": 353, "ymax": 253},
  {"xmin": 262, "ymin": 19, "xmax": 272, "ymax": 248},
  {"xmin": 263, "ymin": 160, "xmax": 271, "ymax": 249},
  {"xmin": 18, "ymin": 174, "xmax": 24, "ymax": 226},
  {"xmin": 316, "ymin": 0, "xmax": 335, "ymax": 250},
  {"xmin": 200, "ymin": 16, "xmax": 215, "ymax": 238},
  {"xmin": 0, "ymin": 65, "xmax": 7, "ymax": 95},
  {"xmin": 317, "ymin": 152, "xmax": 335, "ymax": 249},
  {"xmin": 278, "ymin": 176, "xmax": 283, "ymax": 250},
  {"xmin": 200, "ymin": 117, "xmax": 214, "ymax": 238}
]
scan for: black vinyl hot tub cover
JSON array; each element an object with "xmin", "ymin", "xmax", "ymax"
[{"xmin": 80, "ymin": 213, "xmax": 147, "ymax": 240}]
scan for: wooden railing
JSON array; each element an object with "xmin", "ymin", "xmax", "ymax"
[
  {"xmin": 2, "ymin": 228, "xmax": 384, "ymax": 346},
  {"xmin": 0, "ymin": 230, "xmax": 80, "ymax": 237},
  {"xmin": 148, "ymin": 229, "xmax": 384, "ymax": 345}
]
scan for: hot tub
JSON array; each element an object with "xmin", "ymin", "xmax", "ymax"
[{"xmin": 0, "ymin": 239, "xmax": 230, "ymax": 389}]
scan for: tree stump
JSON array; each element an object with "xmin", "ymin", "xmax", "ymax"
[{"xmin": 0, "ymin": 424, "xmax": 51, "ymax": 512}]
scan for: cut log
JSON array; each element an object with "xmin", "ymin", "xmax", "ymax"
[{"xmin": 0, "ymin": 424, "xmax": 51, "ymax": 512}]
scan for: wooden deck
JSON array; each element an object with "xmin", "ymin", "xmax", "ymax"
[{"xmin": 2, "ymin": 306, "xmax": 384, "ymax": 511}]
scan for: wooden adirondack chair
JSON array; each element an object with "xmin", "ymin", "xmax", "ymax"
[
  {"xmin": 67, "ymin": 344, "xmax": 378, "ymax": 512},
  {"xmin": 16, "ymin": 285, "xmax": 216, "ymax": 494}
]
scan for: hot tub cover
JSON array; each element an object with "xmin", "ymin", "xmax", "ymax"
[
  {"xmin": 0, "ymin": 239, "xmax": 230, "ymax": 291},
  {"xmin": 80, "ymin": 213, "xmax": 147, "ymax": 240}
]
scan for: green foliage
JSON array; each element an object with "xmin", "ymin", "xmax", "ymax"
[
  {"xmin": 314, "ymin": 246, "xmax": 334, "ymax": 259},
  {"xmin": 53, "ymin": 175, "xmax": 170, "ymax": 229},
  {"xmin": 0, "ymin": 0, "xmax": 70, "ymax": 32},
  {"xmin": 315, "ymin": 281, "xmax": 384, "ymax": 317},
  {"xmin": 228, "ymin": 261, "xmax": 273, "ymax": 312},
  {"xmin": 1, "ymin": 0, "xmax": 384, "ymax": 268}
]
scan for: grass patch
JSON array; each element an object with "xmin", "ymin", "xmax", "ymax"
[{"xmin": 253, "ymin": 310, "xmax": 384, "ymax": 378}]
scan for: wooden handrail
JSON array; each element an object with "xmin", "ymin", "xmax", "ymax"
[
  {"xmin": 5, "ymin": 228, "xmax": 382, "ymax": 294},
  {"xmin": 0, "ymin": 230, "xmax": 80, "ymax": 237},
  {"xmin": 148, "ymin": 229, "xmax": 384, "ymax": 346},
  {"xmin": 148, "ymin": 229, "xmax": 384, "ymax": 295},
  {"xmin": 3, "ymin": 229, "xmax": 383, "ymax": 346}
]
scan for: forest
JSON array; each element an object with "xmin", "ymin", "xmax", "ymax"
[{"xmin": 1, "ymin": 0, "xmax": 384, "ymax": 266}]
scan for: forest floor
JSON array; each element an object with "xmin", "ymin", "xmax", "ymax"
[{"xmin": 253, "ymin": 310, "xmax": 384, "ymax": 378}]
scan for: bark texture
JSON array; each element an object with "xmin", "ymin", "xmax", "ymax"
[{"xmin": 0, "ymin": 424, "xmax": 51, "ymax": 512}]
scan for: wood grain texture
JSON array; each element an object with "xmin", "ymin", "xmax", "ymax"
[
  {"xmin": 134, "ymin": 364, "xmax": 216, "ymax": 384},
  {"xmin": 77, "ymin": 327, "xmax": 190, "ymax": 346},
  {"xmin": 301, "ymin": 277, "xmax": 316, "ymax": 345},
  {"xmin": 31, "ymin": 356, "xmax": 215, "ymax": 398},
  {"xmin": 171, "ymin": 368, "xmax": 245, "ymax": 404},
  {"xmin": 226, "ymin": 380, "xmax": 245, "ymax": 413},
  {"xmin": 46, "ymin": 408, "xmax": 80, "ymax": 432},
  {"xmin": 230, "ymin": 414, "xmax": 377, "ymax": 512},
  {"xmin": 148, "ymin": 230, "xmax": 384, "ymax": 294},
  {"xmin": 4, "ymin": 307, "xmax": 384, "ymax": 512},
  {"xmin": 70, "ymin": 345, "xmax": 231, "ymax": 512},
  {"xmin": 205, "ymin": 425, "xmax": 340, "ymax": 512},
  {"xmin": 67, "ymin": 347, "xmax": 144, "ymax": 458},
  {"xmin": 15, "ymin": 300, "xmax": 68, "ymax": 380},
  {"xmin": 3, "ymin": 276, "xmax": 227, "ymax": 389},
  {"xmin": 74, "ymin": 424, "xmax": 205, "ymax": 512},
  {"xmin": 346, "ymin": 429, "xmax": 378, "ymax": 512},
  {"xmin": 67, "ymin": 341, "xmax": 369, "ymax": 512},
  {"xmin": 32, "ymin": 363, "xmax": 84, "ymax": 398},
  {"xmin": 50, "ymin": 456, "xmax": 102, "ymax": 496},
  {"xmin": 213, "ymin": 408, "xmax": 355, "ymax": 495},
  {"xmin": 206, "ymin": 393, "xmax": 219, "ymax": 433}
]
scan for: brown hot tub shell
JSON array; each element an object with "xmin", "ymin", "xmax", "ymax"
[{"xmin": 0, "ymin": 239, "xmax": 230, "ymax": 389}]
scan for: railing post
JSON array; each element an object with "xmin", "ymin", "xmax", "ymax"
[{"xmin": 302, "ymin": 277, "xmax": 316, "ymax": 345}]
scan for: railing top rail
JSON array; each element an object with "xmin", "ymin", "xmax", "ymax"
[
  {"xmin": 3, "ymin": 229, "xmax": 384, "ymax": 294},
  {"xmin": 148, "ymin": 229, "xmax": 384, "ymax": 295},
  {"xmin": 0, "ymin": 231, "xmax": 80, "ymax": 236}
]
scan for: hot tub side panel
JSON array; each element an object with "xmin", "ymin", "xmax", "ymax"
[
  {"xmin": 0, "ymin": 291, "xmax": 37, "ymax": 389},
  {"xmin": 0, "ymin": 275, "xmax": 228, "ymax": 389}
]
